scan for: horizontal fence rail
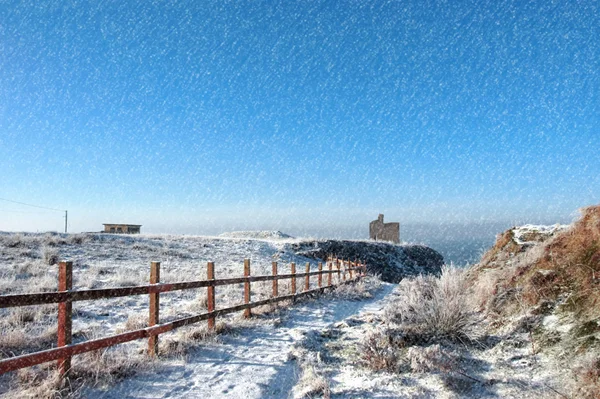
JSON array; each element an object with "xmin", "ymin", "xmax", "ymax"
[
  {"xmin": 0, "ymin": 271, "xmax": 345, "ymax": 309},
  {"xmin": 0, "ymin": 257, "xmax": 367, "ymax": 378}
]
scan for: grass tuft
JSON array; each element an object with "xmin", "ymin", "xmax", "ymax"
[{"xmin": 385, "ymin": 266, "xmax": 482, "ymax": 342}]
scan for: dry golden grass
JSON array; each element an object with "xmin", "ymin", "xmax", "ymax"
[
  {"xmin": 465, "ymin": 205, "xmax": 600, "ymax": 398},
  {"xmin": 478, "ymin": 229, "xmax": 522, "ymax": 266},
  {"xmin": 469, "ymin": 205, "xmax": 600, "ymax": 321},
  {"xmin": 359, "ymin": 329, "xmax": 399, "ymax": 372},
  {"xmin": 293, "ymin": 365, "xmax": 331, "ymax": 399},
  {"xmin": 573, "ymin": 356, "xmax": 600, "ymax": 399},
  {"xmin": 520, "ymin": 206, "xmax": 600, "ymax": 314}
]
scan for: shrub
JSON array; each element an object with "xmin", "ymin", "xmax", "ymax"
[
  {"xmin": 385, "ymin": 266, "xmax": 482, "ymax": 341},
  {"xmin": 359, "ymin": 329, "xmax": 398, "ymax": 372},
  {"xmin": 3, "ymin": 233, "xmax": 39, "ymax": 249},
  {"xmin": 41, "ymin": 246, "xmax": 59, "ymax": 266}
]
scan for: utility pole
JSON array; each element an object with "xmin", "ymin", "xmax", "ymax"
[{"xmin": 64, "ymin": 210, "xmax": 68, "ymax": 233}]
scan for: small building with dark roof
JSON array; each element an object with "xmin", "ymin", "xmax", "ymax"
[{"xmin": 103, "ymin": 224, "xmax": 141, "ymax": 234}]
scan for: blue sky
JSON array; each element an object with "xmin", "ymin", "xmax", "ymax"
[{"xmin": 0, "ymin": 0, "xmax": 598, "ymax": 236}]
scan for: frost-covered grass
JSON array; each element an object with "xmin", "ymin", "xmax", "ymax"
[
  {"xmin": 384, "ymin": 265, "xmax": 482, "ymax": 342},
  {"xmin": 289, "ymin": 273, "xmax": 570, "ymax": 398},
  {"xmin": 463, "ymin": 206, "xmax": 600, "ymax": 398},
  {"xmin": 0, "ymin": 231, "xmax": 340, "ymax": 397}
]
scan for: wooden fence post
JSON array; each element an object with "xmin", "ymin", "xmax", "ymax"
[
  {"xmin": 328, "ymin": 261, "xmax": 333, "ymax": 286},
  {"xmin": 336, "ymin": 258, "xmax": 341, "ymax": 283},
  {"xmin": 57, "ymin": 261, "xmax": 72, "ymax": 378},
  {"xmin": 342, "ymin": 259, "xmax": 347, "ymax": 281},
  {"xmin": 207, "ymin": 261, "xmax": 215, "ymax": 330},
  {"xmin": 272, "ymin": 261, "xmax": 278, "ymax": 298},
  {"xmin": 244, "ymin": 259, "xmax": 251, "ymax": 318},
  {"xmin": 346, "ymin": 260, "xmax": 349, "ymax": 280},
  {"xmin": 318, "ymin": 262, "xmax": 322, "ymax": 288},
  {"xmin": 305, "ymin": 262, "xmax": 310, "ymax": 291},
  {"xmin": 348, "ymin": 261, "xmax": 352, "ymax": 279},
  {"xmin": 291, "ymin": 262, "xmax": 296, "ymax": 294},
  {"xmin": 148, "ymin": 261, "xmax": 160, "ymax": 356}
]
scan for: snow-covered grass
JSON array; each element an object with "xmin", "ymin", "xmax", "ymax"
[
  {"xmin": 218, "ymin": 230, "xmax": 294, "ymax": 240},
  {"xmin": 5, "ymin": 220, "xmax": 590, "ymax": 398},
  {"xmin": 0, "ymin": 231, "xmax": 380, "ymax": 397},
  {"xmin": 385, "ymin": 265, "xmax": 482, "ymax": 342},
  {"xmin": 290, "ymin": 279, "xmax": 570, "ymax": 398},
  {"xmin": 511, "ymin": 224, "xmax": 568, "ymax": 246}
]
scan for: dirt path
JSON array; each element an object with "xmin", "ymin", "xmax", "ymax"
[{"xmin": 85, "ymin": 283, "xmax": 395, "ymax": 399}]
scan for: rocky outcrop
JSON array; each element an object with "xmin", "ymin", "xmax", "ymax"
[{"xmin": 291, "ymin": 240, "xmax": 444, "ymax": 283}]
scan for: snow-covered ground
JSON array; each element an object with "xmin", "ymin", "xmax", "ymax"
[
  {"xmin": 0, "ymin": 231, "xmax": 439, "ymax": 397},
  {"xmin": 0, "ymin": 229, "xmax": 577, "ymax": 398},
  {"xmin": 0, "ymin": 232, "xmax": 333, "ymax": 338},
  {"xmin": 302, "ymin": 303, "xmax": 568, "ymax": 399},
  {"xmin": 84, "ymin": 280, "xmax": 394, "ymax": 398},
  {"xmin": 80, "ymin": 276, "xmax": 567, "ymax": 399},
  {"xmin": 511, "ymin": 224, "xmax": 568, "ymax": 246}
]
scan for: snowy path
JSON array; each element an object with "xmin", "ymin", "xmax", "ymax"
[{"xmin": 86, "ymin": 283, "xmax": 395, "ymax": 399}]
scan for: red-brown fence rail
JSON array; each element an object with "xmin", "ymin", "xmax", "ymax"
[{"xmin": 0, "ymin": 256, "xmax": 366, "ymax": 379}]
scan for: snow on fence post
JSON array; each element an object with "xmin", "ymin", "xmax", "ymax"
[
  {"xmin": 305, "ymin": 262, "xmax": 310, "ymax": 291},
  {"xmin": 244, "ymin": 259, "xmax": 251, "ymax": 318},
  {"xmin": 318, "ymin": 262, "xmax": 322, "ymax": 288},
  {"xmin": 328, "ymin": 260, "xmax": 333, "ymax": 286},
  {"xmin": 57, "ymin": 261, "xmax": 73, "ymax": 378},
  {"xmin": 291, "ymin": 262, "xmax": 296, "ymax": 295},
  {"xmin": 207, "ymin": 261, "xmax": 215, "ymax": 330},
  {"xmin": 272, "ymin": 261, "xmax": 278, "ymax": 298},
  {"xmin": 148, "ymin": 261, "xmax": 160, "ymax": 356}
]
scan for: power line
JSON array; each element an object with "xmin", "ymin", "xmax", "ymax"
[
  {"xmin": 0, "ymin": 197, "xmax": 68, "ymax": 233},
  {"xmin": 0, "ymin": 197, "xmax": 64, "ymax": 212},
  {"xmin": 0, "ymin": 208, "xmax": 56, "ymax": 215}
]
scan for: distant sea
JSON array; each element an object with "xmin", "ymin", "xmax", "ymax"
[
  {"xmin": 393, "ymin": 223, "xmax": 509, "ymax": 266},
  {"xmin": 412, "ymin": 237, "xmax": 493, "ymax": 266}
]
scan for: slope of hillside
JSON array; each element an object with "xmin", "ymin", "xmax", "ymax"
[{"xmin": 468, "ymin": 205, "xmax": 600, "ymax": 397}]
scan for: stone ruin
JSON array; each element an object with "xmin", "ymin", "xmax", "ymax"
[{"xmin": 369, "ymin": 214, "xmax": 399, "ymax": 243}]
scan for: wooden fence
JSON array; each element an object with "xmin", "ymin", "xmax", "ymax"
[{"xmin": 0, "ymin": 257, "xmax": 366, "ymax": 379}]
